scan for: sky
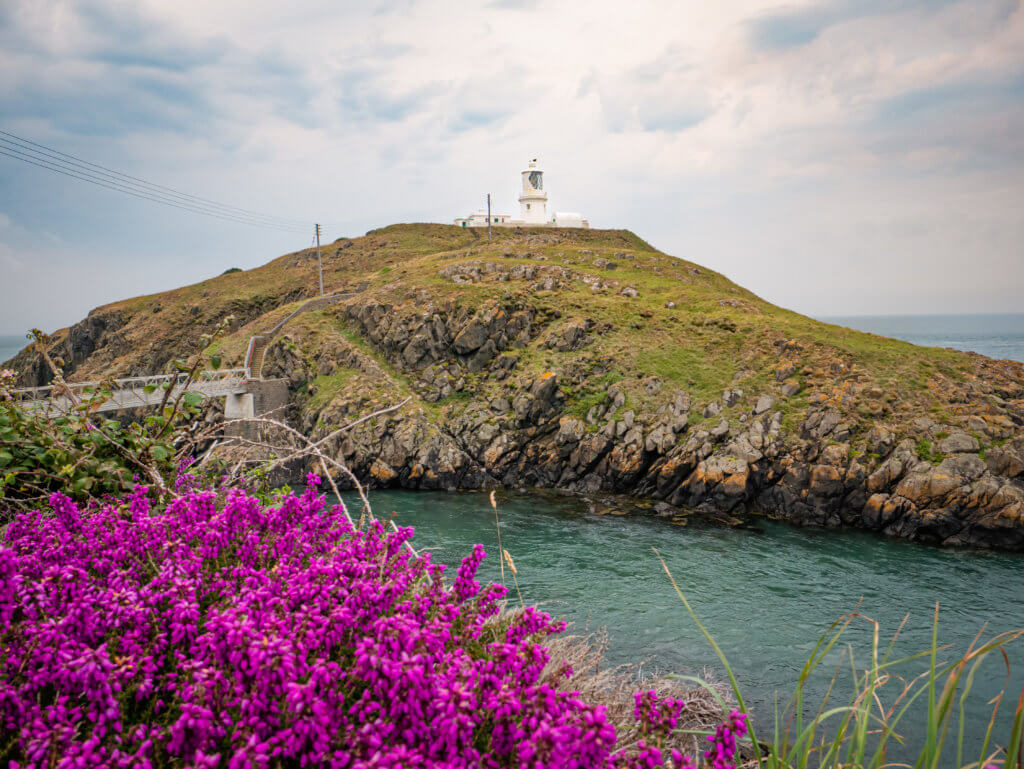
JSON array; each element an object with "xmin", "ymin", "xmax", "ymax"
[{"xmin": 0, "ymin": 0, "xmax": 1022, "ymax": 335}]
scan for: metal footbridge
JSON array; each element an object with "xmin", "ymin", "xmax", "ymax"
[
  {"xmin": 10, "ymin": 369, "xmax": 250, "ymax": 415},
  {"xmin": 8, "ymin": 288, "xmax": 362, "ymax": 417}
]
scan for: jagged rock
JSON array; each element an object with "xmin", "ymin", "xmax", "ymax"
[
  {"xmin": 669, "ymin": 414, "xmax": 688, "ymax": 434},
  {"xmin": 644, "ymin": 377, "xmax": 662, "ymax": 395},
  {"xmin": 867, "ymin": 426, "xmax": 896, "ymax": 456},
  {"xmin": 453, "ymin": 320, "xmax": 488, "ymax": 354},
  {"xmin": 671, "ymin": 391, "xmax": 690, "ymax": 414},
  {"xmin": 645, "ymin": 425, "xmax": 676, "ymax": 454},
  {"xmin": 31, "ymin": 228, "xmax": 1024, "ymax": 552},
  {"xmin": 805, "ymin": 409, "xmax": 841, "ymax": 440},
  {"xmin": 985, "ymin": 447, "xmax": 1024, "ymax": 478},
  {"xmin": 370, "ymin": 459, "xmax": 398, "ymax": 483},
  {"xmin": 937, "ymin": 431, "xmax": 980, "ymax": 454},
  {"xmin": 722, "ymin": 389, "xmax": 743, "ymax": 408},
  {"xmin": 809, "ymin": 464, "xmax": 844, "ymax": 496},
  {"xmin": 723, "ymin": 435, "xmax": 762, "ymax": 464},
  {"xmin": 710, "ymin": 420, "xmax": 730, "ymax": 441},
  {"xmin": 780, "ymin": 379, "xmax": 801, "ymax": 397},
  {"xmin": 531, "ymin": 372, "xmax": 559, "ymax": 403},
  {"xmin": 467, "ymin": 339, "xmax": 497, "ymax": 372},
  {"xmin": 702, "ymin": 401, "xmax": 722, "ymax": 418},
  {"xmin": 819, "ymin": 443, "xmax": 848, "ymax": 466},
  {"xmin": 936, "ymin": 453, "xmax": 986, "ymax": 482},
  {"xmin": 895, "ymin": 469, "xmax": 962, "ymax": 506},
  {"xmin": 557, "ymin": 417, "xmax": 585, "ymax": 445},
  {"xmin": 546, "ymin": 319, "xmax": 590, "ymax": 351}
]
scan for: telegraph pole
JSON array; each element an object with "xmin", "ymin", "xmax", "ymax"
[
  {"xmin": 315, "ymin": 223, "xmax": 324, "ymax": 297},
  {"xmin": 487, "ymin": 194, "xmax": 492, "ymax": 241}
]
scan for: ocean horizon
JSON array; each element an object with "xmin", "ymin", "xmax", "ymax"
[{"xmin": 819, "ymin": 312, "xmax": 1024, "ymax": 364}]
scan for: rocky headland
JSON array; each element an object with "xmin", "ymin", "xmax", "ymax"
[{"xmin": 8, "ymin": 224, "xmax": 1024, "ymax": 550}]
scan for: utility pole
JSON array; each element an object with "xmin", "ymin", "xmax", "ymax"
[
  {"xmin": 315, "ymin": 223, "xmax": 323, "ymax": 297},
  {"xmin": 487, "ymin": 193, "xmax": 492, "ymax": 241}
]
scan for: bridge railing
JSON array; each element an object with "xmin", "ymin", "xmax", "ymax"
[{"xmin": 9, "ymin": 369, "xmax": 249, "ymax": 415}]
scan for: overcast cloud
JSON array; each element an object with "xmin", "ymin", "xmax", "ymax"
[{"xmin": 1, "ymin": 0, "xmax": 1022, "ymax": 333}]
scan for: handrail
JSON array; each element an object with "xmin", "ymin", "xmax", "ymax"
[
  {"xmin": 244, "ymin": 337, "xmax": 259, "ymax": 378},
  {"xmin": 10, "ymin": 369, "xmax": 248, "ymax": 401},
  {"xmin": 245, "ymin": 289, "xmax": 362, "ymax": 380},
  {"xmin": 271, "ymin": 291, "xmax": 356, "ymax": 339}
]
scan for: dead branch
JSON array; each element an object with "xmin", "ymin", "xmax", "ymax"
[{"xmin": 205, "ymin": 414, "xmax": 374, "ymax": 523}]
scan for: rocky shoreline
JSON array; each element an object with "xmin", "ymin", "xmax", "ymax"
[{"xmin": 263, "ymin": 293, "xmax": 1024, "ymax": 552}]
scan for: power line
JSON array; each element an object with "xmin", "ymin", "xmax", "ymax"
[
  {"xmin": 0, "ymin": 132, "xmax": 311, "ymax": 229},
  {"xmin": 0, "ymin": 146, "xmax": 309, "ymax": 233},
  {"xmin": 0, "ymin": 137, "xmax": 307, "ymax": 231},
  {"xmin": 0, "ymin": 130, "xmax": 315, "ymax": 233},
  {"xmin": 0, "ymin": 138, "xmax": 310, "ymax": 232}
]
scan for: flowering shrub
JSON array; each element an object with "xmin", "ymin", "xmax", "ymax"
[
  {"xmin": 704, "ymin": 711, "xmax": 747, "ymax": 769},
  {"xmin": 0, "ymin": 479, "xmax": 740, "ymax": 768}
]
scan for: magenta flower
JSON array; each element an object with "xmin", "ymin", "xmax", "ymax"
[{"xmin": 0, "ymin": 484, "xmax": 741, "ymax": 768}]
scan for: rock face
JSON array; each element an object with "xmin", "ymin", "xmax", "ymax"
[
  {"xmin": 252, "ymin": 295, "xmax": 1024, "ymax": 552},
  {"xmin": 9, "ymin": 310, "xmax": 128, "ymax": 387}
]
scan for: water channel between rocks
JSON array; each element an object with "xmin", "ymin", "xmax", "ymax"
[{"xmin": 338, "ymin": 487, "xmax": 1024, "ymax": 759}]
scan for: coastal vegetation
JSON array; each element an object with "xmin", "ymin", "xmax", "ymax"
[
  {"xmin": 0, "ymin": 321, "xmax": 233, "ymax": 515},
  {"xmin": 0, "ymin": 473, "xmax": 738, "ymax": 767}
]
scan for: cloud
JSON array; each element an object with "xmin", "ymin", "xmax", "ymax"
[
  {"xmin": 583, "ymin": 47, "xmax": 712, "ymax": 134},
  {"xmin": 0, "ymin": 242, "xmax": 21, "ymax": 271},
  {"xmin": 0, "ymin": 0, "xmax": 1022, "ymax": 330},
  {"xmin": 744, "ymin": 0, "xmax": 1005, "ymax": 51},
  {"xmin": 746, "ymin": 6, "xmax": 831, "ymax": 50}
]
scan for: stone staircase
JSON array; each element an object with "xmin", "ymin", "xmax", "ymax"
[
  {"xmin": 245, "ymin": 336, "xmax": 270, "ymax": 379},
  {"xmin": 245, "ymin": 288, "xmax": 364, "ymax": 379}
]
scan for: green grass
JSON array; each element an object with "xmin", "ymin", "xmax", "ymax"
[
  {"xmin": 566, "ymin": 371, "xmax": 623, "ymax": 417},
  {"xmin": 916, "ymin": 438, "xmax": 945, "ymax": 464},
  {"xmin": 305, "ymin": 370, "xmax": 356, "ymax": 409}
]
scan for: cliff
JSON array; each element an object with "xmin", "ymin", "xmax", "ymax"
[{"xmin": 7, "ymin": 223, "xmax": 1024, "ymax": 549}]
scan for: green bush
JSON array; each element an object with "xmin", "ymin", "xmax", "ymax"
[{"xmin": 0, "ymin": 324, "xmax": 232, "ymax": 514}]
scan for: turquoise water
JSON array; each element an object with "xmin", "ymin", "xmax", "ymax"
[
  {"xmin": 359, "ymin": 488, "xmax": 1024, "ymax": 759},
  {"xmin": 822, "ymin": 313, "xmax": 1024, "ymax": 363}
]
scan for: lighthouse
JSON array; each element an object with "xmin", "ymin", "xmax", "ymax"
[
  {"xmin": 454, "ymin": 158, "xmax": 588, "ymax": 228},
  {"xmin": 518, "ymin": 159, "xmax": 548, "ymax": 224}
]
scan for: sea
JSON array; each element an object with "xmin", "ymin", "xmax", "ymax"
[
  {"xmin": 820, "ymin": 313, "xmax": 1024, "ymax": 363},
  {"xmin": 0, "ymin": 334, "xmax": 26, "ymax": 367},
  {"xmin": 368, "ymin": 488, "xmax": 1022, "ymax": 762}
]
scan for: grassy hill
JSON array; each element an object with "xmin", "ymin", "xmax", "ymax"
[{"xmin": 8, "ymin": 223, "xmax": 1024, "ymax": 548}]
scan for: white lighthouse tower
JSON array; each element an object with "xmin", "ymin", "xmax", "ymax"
[
  {"xmin": 453, "ymin": 158, "xmax": 588, "ymax": 228},
  {"xmin": 518, "ymin": 159, "xmax": 548, "ymax": 224}
]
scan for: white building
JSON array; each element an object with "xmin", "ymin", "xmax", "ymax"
[{"xmin": 455, "ymin": 159, "xmax": 589, "ymax": 229}]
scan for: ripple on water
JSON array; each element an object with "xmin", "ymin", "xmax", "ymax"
[{"xmin": 354, "ymin": 488, "xmax": 1024, "ymax": 758}]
